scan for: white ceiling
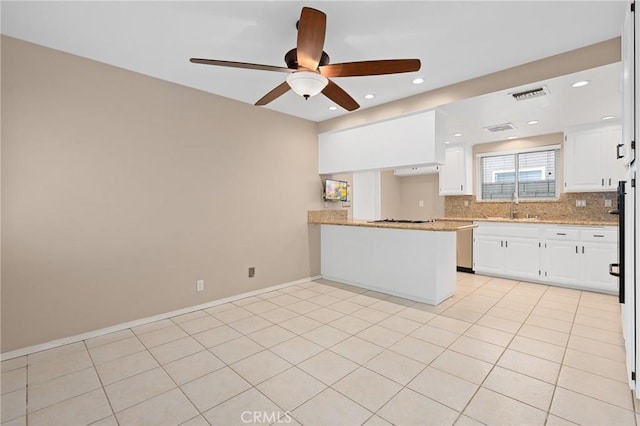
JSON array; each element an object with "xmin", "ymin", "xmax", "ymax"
[
  {"xmin": 0, "ymin": 1, "xmax": 627, "ymax": 126},
  {"xmin": 440, "ymin": 61, "xmax": 622, "ymax": 145}
]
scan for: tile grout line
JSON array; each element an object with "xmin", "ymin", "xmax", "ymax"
[
  {"xmin": 81, "ymin": 340, "xmax": 120, "ymax": 426},
  {"xmin": 543, "ymin": 287, "xmax": 582, "ymax": 425},
  {"xmin": 449, "ymin": 276, "xmax": 551, "ymax": 424},
  {"xmin": 84, "ymin": 337, "xmax": 127, "ymax": 425},
  {"xmin": 6, "ymin": 274, "xmax": 632, "ymax": 426},
  {"xmin": 549, "ymin": 290, "xmax": 637, "ymax": 420}
]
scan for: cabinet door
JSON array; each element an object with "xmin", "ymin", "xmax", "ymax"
[
  {"xmin": 564, "ymin": 129, "xmax": 606, "ymax": 192},
  {"xmin": 604, "ymin": 126, "xmax": 625, "ymax": 189},
  {"xmin": 439, "ymin": 147, "xmax": 467, "ymax": 195},
  {"xmin": 504, "ymin": 237, "xmax": 540, "ymax": 281},
  {"xmin": 544, "ymin": 240, "xmax": 580, "ymax": 285},
  {"xmin": 473, "ymin": 235, "xmax": 504, "ymax": 275},
  {"xmin": 580, "ymin": 242, "xmax": 618, "ymax": 293}
]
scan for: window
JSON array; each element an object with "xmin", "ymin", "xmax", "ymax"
[{"xmin": 478, "ymin": 147, "xmax": 560, "ymax": 200}]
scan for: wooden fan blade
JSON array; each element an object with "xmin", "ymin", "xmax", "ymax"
[
  {"xmin": 190, "ymin": 58, "xmax": 294, "ymax": 73},
  {"xmin": 322, "ymin": 80, "xmax": 359, "ymax": 111},
  {"xmin": 319, "ymin": 59, "xmax": 421, "ymax": 78},
  {"xmin": 255, "ymin": 81, "xmax": 291, "ymax": 106},
  {"xmin": 296, "ymin": 7, "xmax": 326, "ymax": 70}
]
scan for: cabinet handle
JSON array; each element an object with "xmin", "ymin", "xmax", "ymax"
[
  {"xmin": 602, "ymin": 178, "xmax": 605, "ymax": 186},
  {"xmin": 617, "ymin": 143, "xmax": 624, "ymax": 159},
  {"xmin": 575, "ymin": 246, "xmax": 578, "ymax": 254},
  {"xmin": 593, "ymin": 234, "xmax": 605, "ymax": 238},
  {"xmin": 501, "ymin": 241, "xmax": 503, "ymax": 248},
  {"xmin": 556, "ymin": 232, "xmax": 566, "ymax": 236},
  {"xmin": 582, "ymin": 246, "xmax": 585, "ymax": 254},
  {"xmin": 609, "ymin": 178, "xmax": 612, "ymax": 186},
  {"xmin": 505, "ymin": 241, "xmax": 508, "ymax": 248},
  {"xmin": 460, "ymin": 185, "xmax": 463, "ymax": 191}
]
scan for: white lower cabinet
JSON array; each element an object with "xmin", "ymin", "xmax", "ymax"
[
  {"xmin": 503, "ymin": 237, "xmax": 540, "ymax": 281},
  {"xmin": 473, "ymin": 235, "xmax": 504, "ymax": 276},
  {"xmin": 544, "ymin": 240, "xmax": 581, "ymax": 285},
  {"xmin": 473, "ymin": 222, "xmax": 618, "ymax": 293},
  {"xmin": 542, "ymin": 227, "xmax": 617, "ymax": 293},
  {"xmin": 473, "ymin": 223, "xmax": 540, "ymax": 282},
  {"xmin": 581, "ymin": 241, "xmax": 617, "ymax": 291}
]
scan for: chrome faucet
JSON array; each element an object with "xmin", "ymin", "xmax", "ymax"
[{"xmin": 509, "ymin": 191, "xmax": 519, "ymax": 219}]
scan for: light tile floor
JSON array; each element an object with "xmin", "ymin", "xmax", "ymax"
[{"xmin": 2, "ymin": 273, "xmax": 638, "ymax": 425}]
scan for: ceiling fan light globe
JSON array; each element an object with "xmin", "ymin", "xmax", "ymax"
[{"xmin": 286, "ymin": 71, "xmax": 328, "ymax": 99}]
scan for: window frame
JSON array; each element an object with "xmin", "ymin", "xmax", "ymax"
[{"xmin": 476, "ymin": 144, "xmax": 561, "ymax": 202}]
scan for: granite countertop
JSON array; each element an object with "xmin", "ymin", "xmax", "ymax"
[
  {"xmin": 434, "ymin": 216, "xmax": 618, "ymax": 227},
  {"xmin": 309, "ymin": 218, "xmax": 476, "ymax": 232}
]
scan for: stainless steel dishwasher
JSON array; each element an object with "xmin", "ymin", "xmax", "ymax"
[{"xmin": 456, "ymin": 227, "xmax": 473, "ymax": 273}]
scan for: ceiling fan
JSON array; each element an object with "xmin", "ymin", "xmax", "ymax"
[{"xmin": 190, "ymin": 7, "xmax": 421, "ymax": 112}]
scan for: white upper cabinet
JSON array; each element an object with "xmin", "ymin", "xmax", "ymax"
[
  {"xmin": 318, "ymin": 110, "xmax": 445, "ymax": 174},
  {"xmin": 564, "ymin": 123, "xmax": 625, "ymax": 192},
  {"xmin": 439, "ymin": 145, "xmax": 472, "ymax": 195},
  {"xmin": 620, "ymin": 4, "xmax": 635, "ymax": 166}
]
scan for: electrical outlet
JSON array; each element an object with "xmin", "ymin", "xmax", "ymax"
[
  {"xmin": 248, "ymin": 267, "xmax": 255, "ymax": 278},
  {"xmin": 605, "ymin": 199, "xmax": 613, "ymax": 208},
  {"xmin": 576, "ymin": 200, "xmax": 587, "ymax": 208},
  {"xmin": 418, "ymin": 200, "xmax": 424, "ymax": 207},
  {"xmin": 464, "ymin": 200, "xmax": 469, "ymax": 207},
  {"xmin": 196, "ymin": 280, "xmax": 204, "ymax": 292}
]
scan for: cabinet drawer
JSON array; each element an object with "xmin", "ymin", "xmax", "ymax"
[
  {"xmin": 474, "ymin": 223, "xmax": 540, "ymax": 238},
  {"xmin": 544, "ymin": 228, "xmax": 580, "ymax": 241},
  {"xmin": 580, "ymin": 229, "xmax": 617, "ymax": 243}
]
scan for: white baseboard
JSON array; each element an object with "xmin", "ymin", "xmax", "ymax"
[{"xmin": 1, "ymin": 275, "xmax": 321, "ymax": 361}]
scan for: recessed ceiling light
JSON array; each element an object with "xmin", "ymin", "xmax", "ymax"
[
  {"xmin": 364, "ymin": 94, "xmax": 375, "ymax": 100},
  {"xmin": 328, "ymin": 106, "xmax": 338, "ymax": 111},
  {"xmin": 527, "ymin": 120, "xmax": 539, "ymax": 125},
  {"xmin": 445, "ymin": 141, "xmax": 451, "ymax": 144},
  {"xmin": 412, "ymin": 77, "xmax": 424, "ymax": 85},
  {"xmin": 571, "ymin": 80, "xmax": 590, "ymax": 88},
  {"xmin": 453, "ymin": 133, "xmax": 462, "ymax": 137},
  {"xmin": 601, "ymin": 115, "xmax": 615, "ymax": 120},
  {"xmin": 507, "ymin": 136, "xmax": 518, "ymax": 140}
]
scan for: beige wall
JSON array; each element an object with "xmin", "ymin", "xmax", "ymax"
[
  {"xmin": 380, "ymin": 171, "xmax": 444, "ymax": 220},
  {"xmin": 380, "ymin": 171, "xmax": 401, "ymax": 219},
  {"xmin": 397, "ymin": 174, "xmax": 445, "ymax": 220},
  {"xmin": 1, "ymin": 37, "xmax": 321, "ymax": 352}
]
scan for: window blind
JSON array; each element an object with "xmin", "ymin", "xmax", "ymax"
[{"xmin": 479, "ymin": 148, "xmax": 559, "ymax": 200}]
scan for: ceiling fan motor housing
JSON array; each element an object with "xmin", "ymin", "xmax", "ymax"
[{"xmin": 285, "ymin": 48, "xmax": 330, "ymax": 70}]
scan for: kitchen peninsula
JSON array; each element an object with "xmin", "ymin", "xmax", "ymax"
[{"xmin": 308, "ymin": 210, "xmax": 475, "ymax": 305}]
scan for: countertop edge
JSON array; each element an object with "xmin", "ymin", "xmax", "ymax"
[
  {"xmin": 433, "ymin": 217, "xmax": 618, "ymax": 227},
  {"xmin": 308, "ymin": 219, "xmax": 476, "ymax": 232}
]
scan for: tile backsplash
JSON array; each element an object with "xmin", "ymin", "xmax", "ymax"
[{"xmin": 445, "ymin": 192, "xmax": 618, "ymax": 223}]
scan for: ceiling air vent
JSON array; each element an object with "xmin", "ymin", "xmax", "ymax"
[
  {"xmin": 511, "ymin": 85, "xmax": 550, "ymax": 101},
  {"xmin": 484, "ymin": 123, "xmax": 516, "ymax": 133}
]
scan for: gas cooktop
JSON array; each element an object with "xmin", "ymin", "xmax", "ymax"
[{"xmin": 368, "ymin": 219, "xmax": 435, "ymax": 224}]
